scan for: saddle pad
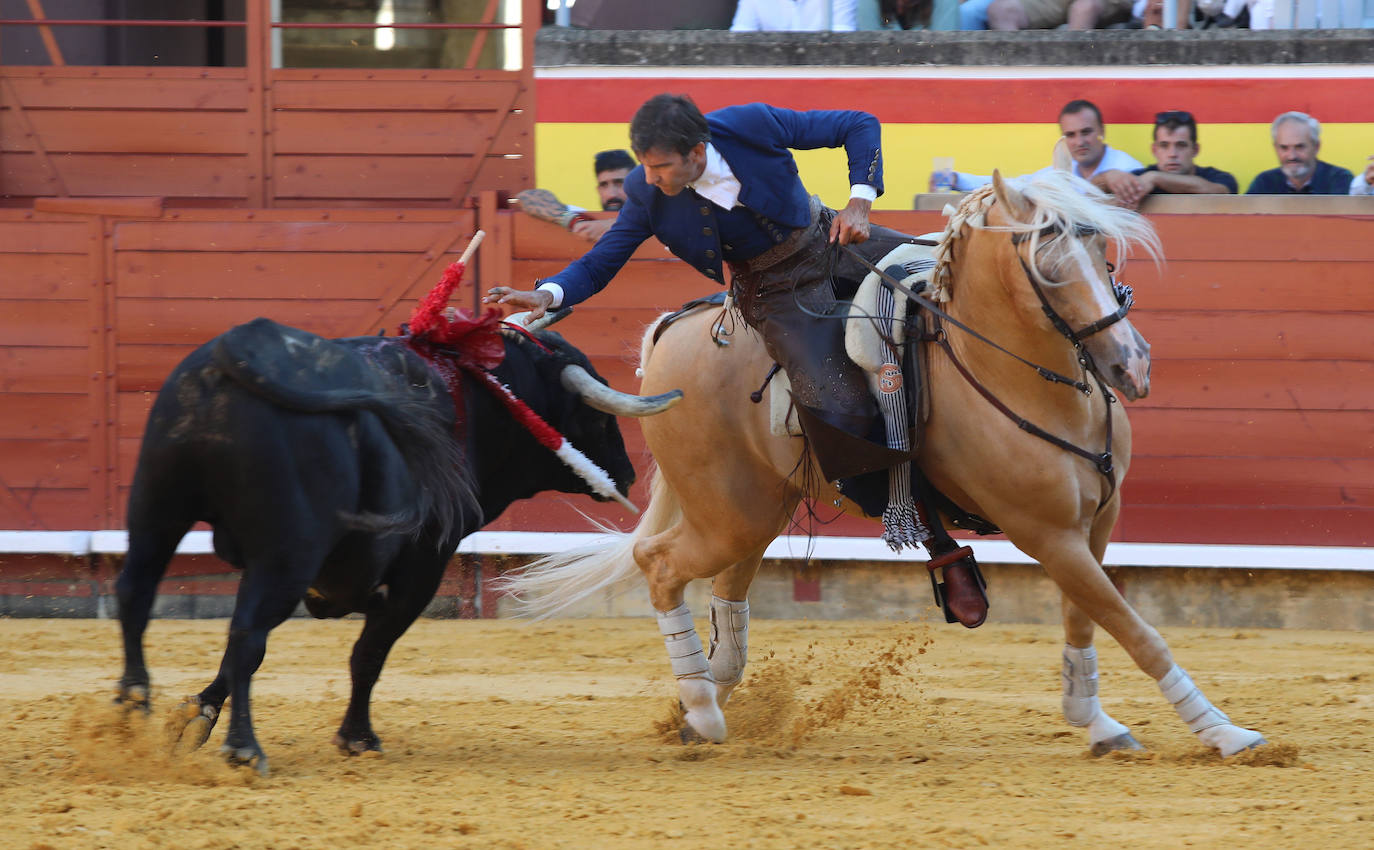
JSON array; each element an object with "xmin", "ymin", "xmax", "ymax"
[
  {"xmin": 844, "ymin": 239, "xmax": 940, "ymax": 374},
  {"xmin": 768, "ymin": 371, "xmax": 803, "ymax": 437}
]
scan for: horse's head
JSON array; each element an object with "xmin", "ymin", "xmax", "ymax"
[{"xmin": 984, "ymin": 171, "xmax": 1160, "ymax": 401}]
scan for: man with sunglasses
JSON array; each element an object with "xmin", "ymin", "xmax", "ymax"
[
  {"xmin": 1132, "ymin": 111, "xmax": 1236, "ymax": 193},
  {"xmin": 1087, "ymin": 110, "xmax": 1235, "ymax": 208}
]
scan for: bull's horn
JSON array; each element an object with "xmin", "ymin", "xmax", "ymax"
[{"xmin": 560, "ymin": 365, "xmax": 682, "ymax": 417}]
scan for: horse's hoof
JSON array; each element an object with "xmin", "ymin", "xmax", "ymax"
[
  {"xmin": 677, "ymin": 679, "xmax": 727, "ymax": 743},
  {"xmin": 1090, "ymin": 732, "xmax": 1144, "ymax": 756},
  {"xmin": 1201, "ymin": 724, "xmax": 1267, "ymax": 758}
]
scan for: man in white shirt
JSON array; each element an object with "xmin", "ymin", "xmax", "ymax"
[
  {"xmin": 941, "ymin": 99, "xmax": 1144, "ymax": 197},
  {"xmin": 731, "ymin": 0, "xmax": 859, "ymax": 30},
  {"xmin": 1351, "ymin": 155, "xmax": 1374, "ymax": 196}
]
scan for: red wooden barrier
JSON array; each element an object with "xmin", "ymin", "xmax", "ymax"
[{"xmin": 1, "ymin": 203, "xmax": 1370, "ymax": 547}]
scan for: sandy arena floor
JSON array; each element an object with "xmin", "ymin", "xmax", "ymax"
[{"xmin": 0, "ymin": 616, "xmax": 1369, "ymax": 849}]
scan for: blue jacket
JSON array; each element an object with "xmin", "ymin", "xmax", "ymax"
[{"xmin": 543, "ymin": 103, "xmax": 884, "ymax": 307}]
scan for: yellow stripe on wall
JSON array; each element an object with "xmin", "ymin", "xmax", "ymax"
[{"xmin": 537, "ymin": 123, "xmax": 1372, "ymax": 211}]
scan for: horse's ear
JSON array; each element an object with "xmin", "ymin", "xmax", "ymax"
[{"xmin": 991, "ymin": 170, "xmax": 1030, "ymax": 222}]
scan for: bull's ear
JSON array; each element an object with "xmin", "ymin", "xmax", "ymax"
[{"xmin": 991, "ymin": 170, "xmax": 1030, "ymax": 223}]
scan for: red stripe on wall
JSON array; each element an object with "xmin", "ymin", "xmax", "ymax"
[{"xmin": 537, "ymin": 77, "xmax": 1374, "ymax": 125}]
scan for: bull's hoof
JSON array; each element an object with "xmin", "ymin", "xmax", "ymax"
[
  {"xmin": 115, "ymin": 684, "xmax": 151, "ymax": 713},
  {"xmin": 1089, "ymin": 732, "xmax": 1145, "ymax": 756},
  {"xmin": 173, "ymin": 715, "xmax": 216, "ymax": 755},
  {"xmin": 332, "ymin": 733, "xmax": 383, "ymax": 756},
  {"xmin": 170, "ymin": 699, "xmax": 219, "ymax": 754},
  {"xmin": 221, "ymin": 744, "xmax": 269, "ymax": 776}
]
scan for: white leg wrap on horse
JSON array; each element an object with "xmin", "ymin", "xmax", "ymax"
[
  {"xmin": 1061, "ymin": 645, "xmax": 1131, "ymax": 745},
  {"xmin": 657, "ymin": 604, "xmax": 727, "ymax": 743},
  {"xmin": 708, "ymin": 596, "xmax": 749, "ymax": 705},
  {"xmin": 657, "ymin": 604, "xmax": 710, "ymax": 679},
  {"xmin": 1157, "ymin": 664, "xmax": 1265, "ymax": 756}
]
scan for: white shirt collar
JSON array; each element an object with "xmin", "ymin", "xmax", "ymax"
[{"xmin": 689, "ymin": 143, "xmax": 743, "ymax": 211}]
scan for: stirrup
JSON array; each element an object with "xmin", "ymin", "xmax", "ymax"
[{"xmin": 926, "ymin": 545, "xmax": 989, "ymax": 627}]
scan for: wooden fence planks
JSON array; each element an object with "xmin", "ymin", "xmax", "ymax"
[
  {"xmin": 1132, "ymin": 311, "xmax": 1374, "ymax": 361},
  {"xmin": 113, "ymin": 219, "xmax": 463, "ymax": 252},
  {"xmin": 0, "ymin": 348, "xmax": 89, "ymax": 394},
  {"xmin": 2, "ymin": 111, "xmax": 250, "ymax": 156},
  {"xmin": 1, "ymin": 69, "xmax": 533, "ymax": 207},
  {"xmin": 115, "ymin": 251, "xmax": 428, "ymax": 300},
  {"xmin": 1142, "ymin": 359, "xmax": 1374, "ymax": 411},
  {"xmin": 0, "ymin": 208, "xmax": 1370, "ymax": 546}
]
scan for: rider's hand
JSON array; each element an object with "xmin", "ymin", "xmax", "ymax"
[
  {"xmin": 829, "ymin": 197, "xmax": 872, "ymax": 245},
  {"xmin": 483, "ymin": 286, "xmax": 555, "ymax": 320}
]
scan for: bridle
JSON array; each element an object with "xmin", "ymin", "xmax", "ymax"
[
  {"xmin": 1011, "ymin": 224, "xmax": 1136, "ymax": 346},
  {"xmin": 841, "ymin": 222, "xmax": 1136, "ymax": 509}
]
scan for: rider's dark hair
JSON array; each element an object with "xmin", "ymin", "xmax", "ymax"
[
  {"xmin": 1058, "ymin": 99, "xmax": 1104, "ymax": 129},
  {"xmin": 630, "ymin": 94, "xmax": 711, "ymax": 157}
]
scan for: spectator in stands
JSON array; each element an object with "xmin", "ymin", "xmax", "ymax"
[
  {"xmin": 731, "ymin": 0, "xmax": 859, "ymax": 30},
  {"xmin": 856, "ymin": 0, "xmax": 926, "ymax": 28},
  {"xmin": 515, "ymin": 149, "xmax": 634, "ymax": 242},
  {"xmin": 1246, "ymin": 112, "xmax": 1354, "ymax": 195},
  {"xmin": 1348, "ymin": 155, "xmax": 1374, "ymax": 196},
  {"xmin": 592, "ymin": 148, "xmax": 634, "ymax": 212},
  {"xmin": 937, "ymin": 99, "xmax": 1143, "ymax": 193},
  {"xmin": 984, "ymin": 0, "xmax": 1133, "ymax": 29},
  {"xmin": 1089, "ymin": 110, "xmax": 1236, "ymax": 208}
]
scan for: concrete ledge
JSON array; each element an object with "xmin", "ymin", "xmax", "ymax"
[{"xmin": 537, "ymin": 27, "xmax": 1374, "ymax": 68}]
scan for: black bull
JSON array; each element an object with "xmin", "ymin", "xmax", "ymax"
[{"xmin": 114, "ymin": 317, "xmax": 676, "ymax": 774}]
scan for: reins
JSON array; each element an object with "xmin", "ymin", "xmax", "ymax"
[{"xmin": 840, "ymin": 228, "xmax": 1133, "ymax": 508}]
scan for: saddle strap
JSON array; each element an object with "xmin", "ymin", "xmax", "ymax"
[{"xmin": 652, "ymin": 290, "xmax": 728, "ymax": 344}]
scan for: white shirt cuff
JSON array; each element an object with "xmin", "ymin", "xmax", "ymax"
[
  {"xmin": 536, "ymin": 282, "xmax": 565, "ymax": 308},
  {"xmin": 849, "ymin": 184, "xmax": 878, "ymax": 202},
  {"xmin": 1351, "ymin": 174, "xmax": 1374, "ymax": 196}
]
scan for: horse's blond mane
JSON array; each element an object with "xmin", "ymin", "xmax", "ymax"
[{"xmin": 931, "ymin": 171, "xmax": 1162, "ymax": 301}]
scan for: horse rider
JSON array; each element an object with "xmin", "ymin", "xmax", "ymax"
[{"xmin": 486, "ymin": 92, "xmax": 924, "ymax": 483}]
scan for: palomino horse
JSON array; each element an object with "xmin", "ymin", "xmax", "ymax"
[{"xmin": 503, "ymin": 172, "xmax": 1266, "ymax": 758}]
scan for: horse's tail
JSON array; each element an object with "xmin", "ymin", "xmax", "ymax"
[{"xmin": 495, "ymin": 463, "xmax": 681, "ymax": 619}]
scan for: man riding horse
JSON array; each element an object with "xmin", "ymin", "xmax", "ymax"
[{"xmin": 487, "ymin": 93, "xmax": 986, "ymax": 625}]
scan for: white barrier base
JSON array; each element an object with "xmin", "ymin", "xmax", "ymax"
[{"xmin": 1, "ymin": 530, "xmax": 1368, "ymax": 572}]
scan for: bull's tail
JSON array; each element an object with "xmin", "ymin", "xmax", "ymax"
[{"xmin": 496, "ymin": 464, "xmax": 680, "ymax": 619}]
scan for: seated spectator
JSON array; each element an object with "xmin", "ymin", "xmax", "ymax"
[
  {"xmin": 1350, "ymin": 156, "xmax": 1374, "ymax": 196},
  {"xmin": 515, "ymin": 149, "xmax": 633, "ymax": 242},
  {"xmin": 592, "ymin": 148, "xmax": 634, "ymax": 213},
  {"xmin": 985, "ymin": 0, "xmax": 1133, "ymax": 29},
  {"xmin": 938, "ymin": 99, "xmax": 1143, "ymax": 192},
  {"xmin": 857, "ymin": 0, "xmax": 934, "ymax": 29},
  {"xmin": 960, "ymin": 0, "xmax": 995, "ymax": 28},
  {"xmin": 1089, "ymin": 110, "xmax": 1236, "ymax": 207},
  {"xmin": 731, "ymin": 0, "xmax": 859, "ymax": 30},
  {"xmin": 1247, "ymin": 112, "xmax": 1354, "ymax": 195}
]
